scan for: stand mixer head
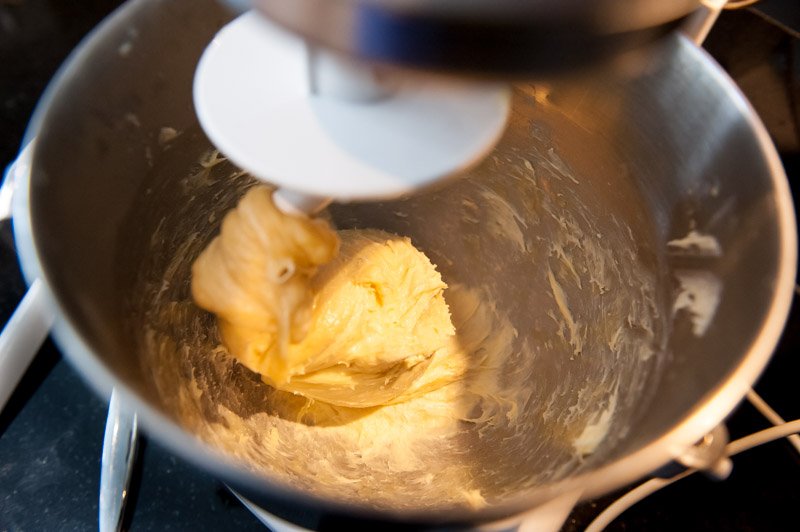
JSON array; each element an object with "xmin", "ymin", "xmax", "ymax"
[
  {"xmin": 193, "ymin": 10, "xmax": 511, "ymax": 212},
  {"xmin": 194, "ymin": 0, "xmax": 703, "ymax": 212}
]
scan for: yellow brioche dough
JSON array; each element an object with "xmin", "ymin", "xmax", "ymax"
[{"xmin": 191, "ymin": 185, "xmax": 463, "ymax": 407}]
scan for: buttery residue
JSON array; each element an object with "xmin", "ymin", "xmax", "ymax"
[
  {"xmin": 667, "ymin": 230, "xmax": 722, "ymax": 257},
  {"xmin": 673, "ymin": 269, "xmax": 723, "ymax": 336},
  {"xmin": 158, "ymin": 127, "xmax": 180, "ymax": 147},
  {"xmin": 572, "ymin": 385, "xmax": 619, "ymax": 456},
  {"xmin": 547, "ymin": 268, "xmax": 583, "ymax": 356}
]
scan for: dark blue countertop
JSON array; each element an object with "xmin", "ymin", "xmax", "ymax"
[{"xmin": 1, "ymin": 2, "xmax": 798, "ymax": 530}]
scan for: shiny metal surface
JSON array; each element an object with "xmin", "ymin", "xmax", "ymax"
[
  {"xmin": 99, "ymin": 388, "xmax": 138, "ymax": 532},
  {"xmin": 248, "ymin": 0, "xmax": 700, "ymax": 76},
  {"xmin": 11, "ymin": 0, "xmax": 796, "ymax": 528}
]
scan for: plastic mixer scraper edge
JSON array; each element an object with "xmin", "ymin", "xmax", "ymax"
[{"xmin": 193, "ymin": 10, "xmax": 512, "ymax": 214}]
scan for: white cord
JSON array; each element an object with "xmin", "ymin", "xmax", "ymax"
[
  {"xmin": 585, "ymin": 418, "xmax": 800, "ymax": 532},
  {"xmin": 727, "ymin": 419, "xmax": 800, "ymax": 455},
  {"xmin": 583, "ymin": 472, "xmax": 690, "ymax": 532},
  {"xmin": 746, "ymin": 390, "xmax": 800, "ymax": 454}
]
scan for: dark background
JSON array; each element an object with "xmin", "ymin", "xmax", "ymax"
[{"xmin": 1, "ymin": 1, "xmax": 798, "ymax": 530}]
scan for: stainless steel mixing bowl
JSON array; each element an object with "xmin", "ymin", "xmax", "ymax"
[{"xmin": 10, "ymin": 0, "xmax": 796, "ymax": 528}]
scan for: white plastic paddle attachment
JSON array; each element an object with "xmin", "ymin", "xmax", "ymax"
[{"xmin": 193, "ymin": 11, "xmax": 511, "ymax": 203}]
